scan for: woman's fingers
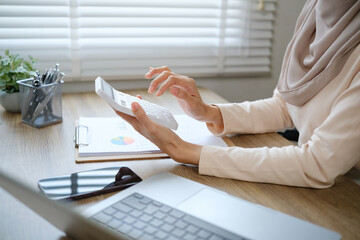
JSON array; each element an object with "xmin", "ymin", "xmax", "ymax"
[
  {"xmin": 155, "ymin": 74, "xmax": 179, "ymax": 96},
  {"xmin": 150, "ymin": 72, "xmax": 196, "ymax": 97},
  {"xmin": 148, "ymin": 71, "xmax": 173, "ymax": 94},
  {"xmin": 146, "ymin": 67, "xmax": 197, "ymax": 97},
  {"xmin": 114, "ymin": 109, "xmax": 133, "ymax": 122},
  {"xmin": 156, "ymin": 75, "xmax": 197, "ymax": 97},
  {"xmin": 115, "ymin": 100, "xmax": 159, "ymax": 137},
  {"xmin": 131, "ymin": 102, "xmax": 157, "ymax": 134},
  {"xmin": 145, "ymin": 66, "xmax": 171, "ymax": 79},
  {"xmin": 144, "ymin": 65, "xmax": 206, "ymax": 121},
  {"xmin": 113, "ymin": 109, "xmax": 142, "ymax": 133}
]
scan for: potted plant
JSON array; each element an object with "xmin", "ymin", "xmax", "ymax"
[{"xmin": 0, "ymin": 49, "xmax": 37, "ymax": 112}]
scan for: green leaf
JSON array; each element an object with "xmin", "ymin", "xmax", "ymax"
[
  {"xmin": 2, "ymin": 65, "xmax": 11, "ymax": 73},
  {"xmin": 1, "ymin": 58, "xmax": 11, "ymax": 66},
  {"xmin": 14, "ymin": 60, "xmax": 22, "ymax": 70},
  {"xmin": 0, "ymin": 49, "xmax": 38, "ymax": 93},
  {"xmin": 23, "ymin": 61, "xmax": 31, "ymax": 70},
  {"xmin": 18, "ymin": 66, "xmax": 26, "ymax": 71},
  {"xmin": 4, "ymin": 75, "xmax": 12, "ymax": 82}
]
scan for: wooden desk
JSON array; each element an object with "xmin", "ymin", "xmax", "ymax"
[{"xmin": 0, "ymin": 89, "xmax": 359, "ymax": 240}]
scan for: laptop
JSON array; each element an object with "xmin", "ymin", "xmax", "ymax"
[{"xmin": 0, "ymin": 169, "xmax": 341, "ymax": 240}]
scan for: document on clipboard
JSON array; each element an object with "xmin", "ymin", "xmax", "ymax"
[{"xmin": 74, "ymin": 115, "xmax": 230, "ymax": 163}]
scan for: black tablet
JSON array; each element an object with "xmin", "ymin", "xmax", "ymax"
[{"xmin": 38, "ymin": 167, "xmax": 141, "ymax": 200}]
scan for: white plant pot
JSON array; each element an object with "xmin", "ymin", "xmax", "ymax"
[{"xmin": 0, "ymin": 91, "xmax": 21, "ymax": 113}]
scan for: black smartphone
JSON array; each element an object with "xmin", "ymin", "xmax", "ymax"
[{"xmin": 38, "ymin": 167, "xmax": 141, "ymax": 200}]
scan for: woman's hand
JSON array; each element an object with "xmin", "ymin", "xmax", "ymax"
[
  {"xmin": 145, "ymin": 66, "xmax": 223, "ymax": 125},
  {"xmin": 113, "ymin": 98, "xmax": 202, "ymax": 165}
]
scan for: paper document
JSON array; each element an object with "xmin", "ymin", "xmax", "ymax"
[{"xmin": 78, "ymin": 115, "xmax": 227, "ymax": 157}]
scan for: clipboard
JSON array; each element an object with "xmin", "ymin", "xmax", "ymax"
[
  {"xmin": 74, "ymin": 122, "xmax": 169, "ymax": 163},
  {"xmin": 74, "ymin": 116, "xmax": 233, "ymax": 164}
]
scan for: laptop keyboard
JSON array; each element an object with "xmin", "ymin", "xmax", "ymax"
[{"xmin": 91, "ymin": 192, "xmax": 248, "ymax": 240}]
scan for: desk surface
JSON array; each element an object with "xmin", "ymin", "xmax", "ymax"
[{"xmin": 0, "ymin": 88, "xmax": 359, "ymax": 240}]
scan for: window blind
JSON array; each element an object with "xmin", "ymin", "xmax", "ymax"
[
  {"xmin": 0, "ymin": 0, "xmax": 276, "ymax": 81},
  {"xmin": 0, "ymin": 0, "xmax": 72, "ymax": 77}
]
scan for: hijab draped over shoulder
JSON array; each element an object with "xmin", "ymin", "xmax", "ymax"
[{"xmin": 277, "ymin": 0, "xmax": 360, "ymax": 106}]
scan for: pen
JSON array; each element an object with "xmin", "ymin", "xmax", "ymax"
[
  {"xmin": 24, "ymin": 75, "xmax": 44, "ymax": 120},
  {"xmin": 41, "ymin": 69, "xmax": 48, "ymax": 85},
  {"xmin": 30, "ymin": 85, "xmax": 56, "ymax": 123},
  {"xmin": 43, "ymin": 67, "xmax": 52, "ymax": 84},
  {"xmin": 45, "ymin": 72, "xmax": 65, "ymax": 119},
  {"xmin": 50, "ymin": 64, "xmax": 59, "ymax": 84},
  {"xmin": 25, "ymin": 74, "xmax": 41, "ymax": 117},
  {"xmin": 54, "ymin": 72, "xmax": 65, "ymax": 84},
  {"xmin": 23, "ymin": 80, "xmax": 37, "ymax": 119}
]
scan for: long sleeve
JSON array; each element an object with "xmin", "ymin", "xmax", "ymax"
[
  {"xmin": 199, "ymin": 57, "xmax": 360, "ymax": 188},
  {"xmin": 206, "ymin": 90, "xmax": 294, "ymax": 136}
]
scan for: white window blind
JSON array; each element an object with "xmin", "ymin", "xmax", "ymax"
[
  {"xmin": 0, "ymin": 0, "xmax": 276, "ymax": 81},
  {"xmin": 0, "ymin": 0, "xmax": 72, "ymax": 77}
]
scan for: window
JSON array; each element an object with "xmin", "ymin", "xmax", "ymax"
[{"xmin": 0, "ymin": 0, "xmax": 276, "ymax": 81}]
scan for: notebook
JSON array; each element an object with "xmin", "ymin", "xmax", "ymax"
[{"xmin": 75, "ymin": 114, "xmax": 232, "ymax": 163}]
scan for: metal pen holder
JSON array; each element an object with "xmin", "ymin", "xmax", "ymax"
[{"xmin": 17, "ymin": 78, "xmax": 63, "ymax": 128}]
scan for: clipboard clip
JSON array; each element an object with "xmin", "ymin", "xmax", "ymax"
[{"xmin": 74, "ymin": 125, "xmax": 89, "ymax": 148}]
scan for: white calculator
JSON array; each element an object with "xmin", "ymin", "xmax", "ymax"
[{"xmin": 95, "ymin": 76, "xmax": 178, "ymax": 130}]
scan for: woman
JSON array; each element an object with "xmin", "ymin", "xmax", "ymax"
[{"xmin": 115, "ymin": 0, "xmax": 360, "ymax": 188}]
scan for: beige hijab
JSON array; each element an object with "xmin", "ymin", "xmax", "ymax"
[{"xmin": 277, "ymin": 0, "xmax": 360, "ymax": 106}]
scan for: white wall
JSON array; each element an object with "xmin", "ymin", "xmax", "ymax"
[{"xmin": 63, "ymin": 0, "xmax": 306, "ymax": 103}]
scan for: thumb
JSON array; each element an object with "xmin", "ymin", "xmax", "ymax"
[{"xmin": 131, "ymin": 102, "xmax": 153, "ymax": 129}]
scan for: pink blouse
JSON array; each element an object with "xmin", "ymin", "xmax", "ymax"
[{"xmin": 199, "ymin": 45, "xmax": 360, "ymax": 188}]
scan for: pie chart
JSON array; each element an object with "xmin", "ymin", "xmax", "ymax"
[{"xmin": 111, "ymin": 136, "xmax": 135, "ymax": 145}]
